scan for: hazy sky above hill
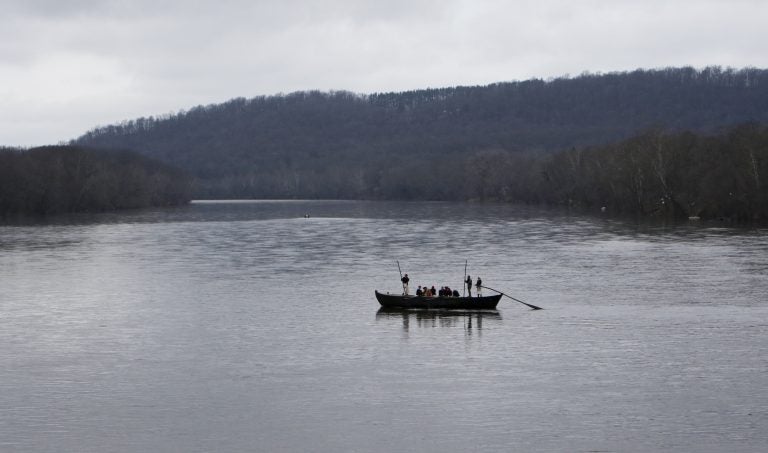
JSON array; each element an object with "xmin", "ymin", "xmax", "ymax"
[{"xmin": 2, "ymin": 0, "xmax": 767, "ymax": 146}]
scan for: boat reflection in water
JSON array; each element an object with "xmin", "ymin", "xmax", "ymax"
[{"xmin": 375, "ymin": 307, "xmax": 502, "ymax": 332}]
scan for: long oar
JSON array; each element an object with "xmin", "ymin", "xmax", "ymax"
[
  {"xmin": 397, "ymin": 260, "xmax": 405, "ymax": 294},
  {"xmin": 479, "ymin": 285, "xmax": 543, "ymax": 310}
]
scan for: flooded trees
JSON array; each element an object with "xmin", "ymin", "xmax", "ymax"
[{"xmin": 531, "ymin": 126, "xmax": 768, "ymax": 220}]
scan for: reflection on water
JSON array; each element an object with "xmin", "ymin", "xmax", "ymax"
[{"xmin": 376, "ymin": 307, "xmax": 502, "ymax": 332}]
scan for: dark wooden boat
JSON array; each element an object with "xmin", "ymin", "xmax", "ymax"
[{"xmin": 375, "ymin": 290, "xmax": 501, "ymax": 309}]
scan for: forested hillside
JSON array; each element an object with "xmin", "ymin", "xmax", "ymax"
[
  {"xmin": 0, "ymin": 146, "xmax": 191, "ymax": 215},
  {"xmin": 74, "ymin": 66, "xmax": 768, "ymax": 201}
]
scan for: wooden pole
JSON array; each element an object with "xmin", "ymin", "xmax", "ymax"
[{"xmin": 463, "ymin": 260, "xmax": 468, "ymax": 297}]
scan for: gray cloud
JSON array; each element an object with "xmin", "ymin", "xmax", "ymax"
[{"xmin": 2, "ymin": 0, "xmax": 766, "ymax": 146}]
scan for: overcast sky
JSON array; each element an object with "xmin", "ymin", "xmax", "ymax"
[{"xmin": 2, "ymin": 0, "xmax": 766, "ymax": 146}]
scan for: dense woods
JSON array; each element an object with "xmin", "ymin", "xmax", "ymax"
[
  {"xmin": 75, "ymin": 67, "xmax": 768, "ymax": 201},
  {"xmin": 470, "ymin": 124, "xmax": 768, "ymax": 221},
  {"xmin": 69, "ymin": 66, "xmax": 768, "ymax": 220},
  {"xmin": 0, "ymin": 146, "xmax": 191, "ymax": 216}
]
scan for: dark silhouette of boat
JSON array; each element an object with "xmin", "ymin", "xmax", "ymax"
[{"xmin": 375, "ymin": 290, "xmax": 501, "ymax": 309}]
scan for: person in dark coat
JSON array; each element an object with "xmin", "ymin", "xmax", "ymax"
[
  {"xmin": 465, "ymin": 275, "xmax": 472, "ymax": 297},
  {"xmin": 401, "ymin": 273, "xmax": 410, "ymax": 295},
  {"xmin": 476, "ymin": 276, "xmax": 483, "ymax": 296}
]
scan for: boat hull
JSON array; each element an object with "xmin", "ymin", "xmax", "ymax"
[{"xmin": 375, "ymin": 290, "xmax": 501, "ymax": 309}]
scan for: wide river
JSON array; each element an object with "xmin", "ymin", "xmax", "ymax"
[{"xmin": 1, "ymin": 200, "xmax": 767, "ymax": 452}]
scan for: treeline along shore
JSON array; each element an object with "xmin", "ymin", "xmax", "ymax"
[
  {"xmin": 71, "ymin": 66, "xmax": 768, "ymax": 220},
  {"xmin": 6, "ymin": 66, "xmax": 764, "ymax": 220},
  {"xmin": 475, "ymin": 124, "xmax": 768, "ymax": 221},
  {"xmin": 0, "ymin": 146, "xmax": 191, "ymax": 216}
]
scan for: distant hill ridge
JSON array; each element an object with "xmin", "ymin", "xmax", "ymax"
[{"xmin": 75, "ymin": 66, "xmax": 768, "ymax": 199}]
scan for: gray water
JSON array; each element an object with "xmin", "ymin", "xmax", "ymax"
[{"xmin": 1, "ymin": 200, "xmax": 767, "ymax": 452}]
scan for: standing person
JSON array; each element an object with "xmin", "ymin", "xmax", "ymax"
[
  {"xmin": 401, "ymin": 273, "xmax": 410, "ymax": 295},
  {"xmin": 466, "ymin": 275, "xmax": 472, "ymax": 297},
  {"xmin": 476, "ymin": 276, "xmax": 483, "ymax": 296}
]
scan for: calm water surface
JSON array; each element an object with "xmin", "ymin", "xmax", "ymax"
[{"xmin": 1, "ymin": 201, "xmax": 767, "ymax": 452}]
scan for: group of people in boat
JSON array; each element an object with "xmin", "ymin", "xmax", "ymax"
[
  {"xmin": 416, "ymin": 285, "xmax": 459, "ymax": 297},
  {"xmin": 400, "ymin": 273, "xmax": 483, "ymax": 297}
]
